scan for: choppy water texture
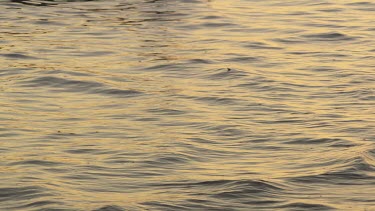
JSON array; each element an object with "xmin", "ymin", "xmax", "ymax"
[{"xmin": 0, "ymin": 0, "xmax": 374, "ymax": 210}]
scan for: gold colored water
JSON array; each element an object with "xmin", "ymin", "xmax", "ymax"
[{"xmin": 0, "ymin": 0, "xmax": 374, "ymax": 210}]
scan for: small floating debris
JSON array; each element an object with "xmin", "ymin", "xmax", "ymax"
[{"xmin": 56, "ymin": 131, "xmax": 76, "ymax": 135}]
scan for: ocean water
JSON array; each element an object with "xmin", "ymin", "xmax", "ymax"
[{"xmin": 0, "ymin": 0, "xmax": 374, "ymax": 210}]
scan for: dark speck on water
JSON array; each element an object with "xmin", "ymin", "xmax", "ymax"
[{"xmin": 0, "ymin": 0, "xmax": 374, "ymax": 210}]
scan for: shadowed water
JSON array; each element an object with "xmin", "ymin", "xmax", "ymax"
[{"xmin": 0, "ymin": 0, "xmax": 374, "ymax": 210}]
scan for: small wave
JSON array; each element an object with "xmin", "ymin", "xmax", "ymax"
[
  {"xmin": 212, "ymin": 180, "xmax": 284, "ymax": 199},
  {"xmin": 8, "ymin": 160, "xmax": 64, "ymax": 167},
  {"xmin": 69, "ymin": 51, "xmax": 115, "ymax": 57},
  {"xmin": 289, "ymin": 171, "xmax": 374, "ymax": 185},
  {"xmin": 147, "ymin": 108, "xmax": 186, "ymax": 116},
  {"xmin": 272, "ymin": 38, "xmax": 304, "ymax": 44},
  {"xmin": 9, "ymin": 0, "xmax": 56, "ymax": 6},
  {"xmin": 204, "ymin": 68, "xmax": 249, "ymax": 80},
  {"xmin": 19, "ymin": 76, "xmax": 143, "ymax": 97},
  {"xmin": 97, "ymin": 88, "xmax": 142, "ymax": 97},
  {"xmin": 9, "ymin": 0, "xmax": 98, "ymax": 7},
  {"xmin": 201, "ymin": 22, "xmax": 238, "ymax": 28},
  {"xmin": 20, "ymin": 76, "xmax": 103, "ymax": 89},
  {"xmin": 12, "ymin": 200, "xmax": 63, "ymax": 210},
  {"xmin": 284, "ymin": 137, "xmax": 356, "ymax": 148},
  {"xmin": 346, "ymin": 1, "xmax": 375, "ymax": 10},
  {"xmin": 318, "ymin": 8, "xmax": 344, "ymax": 13},
  {"xmin": 143, "ymin": 152, "xmax": 202, "ymax": 166},
  {"xmin": 144, "ymin": 63, "xmax": 181, "ymax": 71},
  {"xmin": 236, "ymin": 77, "xmax": 302, "ymax": 94},
  {"xmin": 144, "ymin": 179, "xmax": 286, "ymax": 209},
  {"xmin": 222, "ymin": 56, "xmax": 261, "ymax": 63},
  {"xmin": 244, "ymin": 41, "xmax": 283, "ymax": 50},
  {"xmin": 346, "ymin": 1, "xmax": 373, "ymax": 6},
  {"xmin": 276, "ymin": 202, "xmax": 334, "ymax": 210},
  {"xmin": 142, "ymin": 202, "xmax": 187, "ymax": 210},
  {"xmin": 186, "ymin": 58, "xmax": 213, "ymax": 64},
  {"xmin": 195, "ymin": 96, "xmax": 238, "ymax": 106},
  {"xmin": 65, "ymin": 148, "xmax": 114, "ymax": 155},
  {"xmin": 158, "ymin": 179, "xmax": 284, "ymax": 193},
  {"xmin": 302, "ymin": 32, "xmax": 355, "ymax": 41},
  {"xmin": 0, "ymin": 53, "xmax": 40, "ymax": 60},
  {"xmin": 0, "ymin": 186, "xmax": 52, "ymax": 204},
  {"xmin": 0, "ymin": 186, "xmax": 41, "ymax": 199},
  {"xmin": 93, "ymin": 205, "xmax": 124, "ymax": 211},
  {"xmin": 201, "ymin": 15, "xmax": 223, "ymax": 20}
]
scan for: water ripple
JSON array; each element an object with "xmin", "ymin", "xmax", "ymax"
[
  {"xmin": 1, "ymin": 0, "xmax": 374, "ymax": 210},
  {"xmin": 19, "ymin": 76, "xmax": 143, "ymax": 97}
]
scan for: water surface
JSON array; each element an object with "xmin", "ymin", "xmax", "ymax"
[{"xmin": 0, "ymin": 0, "xmax": 374, "ymax": 210}]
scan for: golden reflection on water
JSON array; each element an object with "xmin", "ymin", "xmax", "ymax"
[{"xmin": 0, "ymin": 0, "xmax": 374, "ymax": 210}]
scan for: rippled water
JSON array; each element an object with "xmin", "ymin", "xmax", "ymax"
[{"xmin": 1, "ymin": 0, "xmax": 374, "ymax": 210}]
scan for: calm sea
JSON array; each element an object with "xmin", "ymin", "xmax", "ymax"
[{"xmin": 0, "ymin": 0, "xmax": 374, "ymax": 210}]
